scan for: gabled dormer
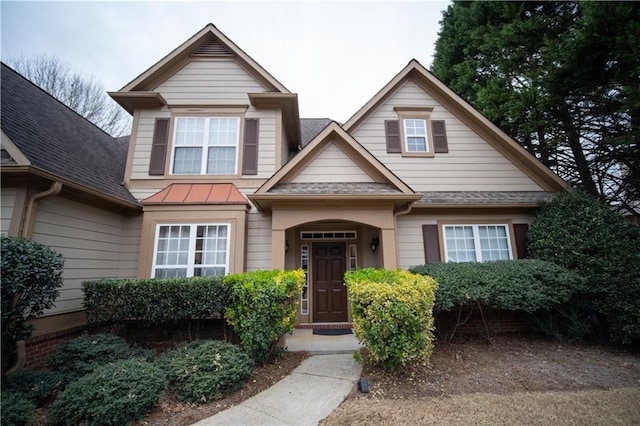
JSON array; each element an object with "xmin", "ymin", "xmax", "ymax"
[{"xmin": 109, "ymin": 24, "xmax": 301, "ymax": 199}]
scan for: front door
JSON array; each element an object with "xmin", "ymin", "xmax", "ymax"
[{"xmin": 313, "ymin": 242, "xmax": 348, "ymax": 322}]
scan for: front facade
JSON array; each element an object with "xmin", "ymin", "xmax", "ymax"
[{"xmin": 1, "ymin": 23, "xmax": 567, "ymax": 333}]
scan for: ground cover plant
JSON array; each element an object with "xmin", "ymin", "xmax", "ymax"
[{"xmin": 155, "ymin": 340, "xmax": 253, "ymax": 403}]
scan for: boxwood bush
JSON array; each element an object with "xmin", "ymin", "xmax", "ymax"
[
  {"xmin": 83, "ymin": 276, "xmax": 229, "ymax": 336},
  {"xmin": 48, "ymin": 333, "xmax": 154, "ymax": 385},
  {"xmin": 48, "ymin": 358, "xmax": 167, "ymax": 426},
  {"xmin": 225, "ymin": 270, "xmax": 304, "ymax": 365},
  {"xmin": 155, "ymin": 340, "xmax": 253, "ymax": 403},
  {"xmin": 346, "ymin": 268, "xmax": 437, "ymax": 369},
  {"xmin": 0, "ymin": 391, "xmax": 36, "ymax": 426},
  {"xmin": 1, "ymin": 369, "xmax": 63, "ymax": 406},
  {"xmin": 528, "ymin": 191, "xmax": 640, "ymax": 344}
]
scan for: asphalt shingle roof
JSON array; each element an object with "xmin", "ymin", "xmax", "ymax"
[
  {"xmin": 417, "ymin": 191, "xmax": 554, "ymax": 205},
  {"xmin": 269, "ymin": 182, "xmax": 402, "ymax": 195},
  {"xmin": 1, "ymin": 63, "xmax": 139, "ymax": 205},
  {"xmin": 300, "ymin": 118, "xmax": 333, "ymax": 146}
]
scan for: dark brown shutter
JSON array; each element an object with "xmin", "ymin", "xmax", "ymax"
[
  {"xmin": 385, "ymin": 120, "xmax": 401, "ymax": 153},
  {"xmin": 432, "ymin": 120, "xmax": 449, "ymax": 153},
  {"xmin": 422, "ymin": 225, "xmax": 442, "ymax": 264},
  {"xmin": 149, "ymin": 118, "xmax": 169, "ymax": 176},
  {"xmin": 242, "ymin": 118, "xmax": 259, "ymax": 175},
  {"xmin": 513, "ymin": 224, "xmax": 529, "ymax": 259}
]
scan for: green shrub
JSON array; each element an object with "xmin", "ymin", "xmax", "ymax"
[
  {"xmin": 83, "ymin": 276, "xmax": 229, "ymax": 337},
  {"xmin": 48, "ymin": 358, "xmax": 166, "ymax": 426},
  {"xmin": 410, "ymin": 260, "xmax": 584, "ymax": 313},
  {"xmin": 0, "ymin": 391, "xmax": 36, "ymax": 426},
  {"xmin": 155, "ymin": 340, "xmax": 253, "ymax": 403},
  {"xmin": 1, "ymin": 369, "xmax": 63, "ymax": 406},
  {"xmin": 225, "ymin": 270, "xmax": 304, "ymax": 365},
  {"xmin": 528, "ymin": 191, "xmax": 640, "ymax": 344},
  {"xmin": 346, "ymin": 268, "xmax": 437, "ymax": 369},
  {"xmin": 48, "ymin": 333, "xmax": 154, "ymax": 385},
  {"xmin": 1, "ymin": 236, "xmax": 64, "ymax": 361}
]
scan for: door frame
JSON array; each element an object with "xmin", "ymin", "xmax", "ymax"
[{"xmin": 311, "ymin": 241, "xmax": 348, "ymax": 323}]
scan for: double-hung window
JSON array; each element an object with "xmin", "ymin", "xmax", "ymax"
[
  {"xmin": 393, "ymin": 106, "xmax": 435, "ymax": 156},
  {"xmin": 152, "ymin": 224, "xmax": 229, "ymax": 278},
  {"xmin": 443, "ymin": 224, "xmax": 513, "ymax": 263},
  {"xmin": 403, "ymin": 119, "xmax": 428, "ymax": 152},
  {"xmin": 172, "ymin": 117, "xmax": 239, "ymax": 175}
]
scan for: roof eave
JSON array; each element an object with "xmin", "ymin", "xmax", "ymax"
[
  {"xmin": 108, "ymin": 91, "xmax": 167, "ymax": 115},
  {"xmin": 248, "ymin": 192, "xmax": 421, "ymax": 212},
  {"xmin": 248, "ymin": 93, "xmax": 301, "ymax": 148}
]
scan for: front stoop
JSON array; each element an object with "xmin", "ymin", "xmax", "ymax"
[{"xmin": 279, "ymin": 328, "xmax": 363, "ymax": 355}]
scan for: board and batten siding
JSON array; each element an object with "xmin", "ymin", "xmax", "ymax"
[
  {"xmin": 351, "ymin": 80, "xmax": 544, "ymax": 192},
  {"xmin": 396, "ymin": 213, "xmax": 533, "ymax": 270},
  {"xmin": 154, "ymin": 59, "xmax": 267, "ymax": 105},
  {"xmin": 1, "ymin": 186, "xmax": 17, "ymax": 235},
  {"xmin": 290, "ymin": 141, "xmax": 374, "ymax": 183},
  {"xmin": 30, "ymin": 197, "xmax": 140, "ymax": 315}
]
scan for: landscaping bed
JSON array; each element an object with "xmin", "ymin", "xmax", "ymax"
[{"xmin": 322, "ymin": 334, "xmax": 640, "ymax": 424}]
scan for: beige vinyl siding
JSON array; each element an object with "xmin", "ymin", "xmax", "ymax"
[
  {"xmin": 246, "ymin": 206, "xmax": 272, "ymax": 271},
  {"xmin": 130, "ymin": 109, "xmax": 171, "ymax": 180},
  {"xmin": 249, "ymin": 110, "xmax": 277, "ymax": 178},
  {"xmin": 352, "ymin": 80, "xmax": 544, "ymax": 192},
  {"xmin": 290, "ymin": 142, "xmax": 374, "ymax": 183},
  {"xmin": 118, "ymin": 215, "xmax": 142, "ymax": 278},
  {"xmin": 154, "ymin": 59, "xmax": 266, "ymax": 105},
  {"xmin": 396, "ymin": 212, "xmax": 532, "ymax": 270},
  {"xmin": 30, "ymin": 197, "xmax": 139, "ymax": 315},
  {"xmin": 1, "ymin": 186, "xmax": 17, "ymax": 235}
]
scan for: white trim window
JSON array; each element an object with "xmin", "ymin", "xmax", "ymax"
[
  {"xmin": 152, "ymin": 224, "xmax": 230, "ymax": 278},
  {"xmin": 443, "ymin": 224, "xmax": 512, "ymax": 263},
  {"xmin": 172, "ymin": 117, "xmax": 239, "ymax": 175},
  {"xmin": 403, "ymin": 118, "xmax": 428, "ymax": 152}
]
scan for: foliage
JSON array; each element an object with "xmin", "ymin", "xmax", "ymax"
[
  {"xmin": 1, "ymin": 369, "xmax": 63, "ymax": 406},
  {"xmin": 47, "ymin": 358, "xmax": 166, "ymax": 426},
  {"xmin": 47, "ymin": 333, "xmax": 154, "ymax": 385},
  {"xmin": 432, "ymin": 2, "xmax": 640, "ymax": 212},
  {"xmin": 224, "ymin": 270, "xmax": 304, "ymax": 365},
  {"xmin": 346, "ymin": 268, "xmax": 437, "ymax": 369},
  {"xmin": 529, "ymin": 191, "xmax": 640, "ymax": 344},
  {"xmin": 1, "ymin": 236, "xmax": 64, "ymax": 350},
  {"xmin": 155, "ymin": 340, "xmax": 253, "ymax": 403},
  {"xmin": 410, "ymin": 260, "xmax": 584, "ymax": 313},
  {"xmin": 0, "ymin": 391, "xmax": 36, "ymax": 426},
  {"xmin": 8, "ymin": 55, "xmax": 131, "ymax": 136},
  {"xmin": 83, "ymin": 276, "xmax": 229, "ymax": 338}
]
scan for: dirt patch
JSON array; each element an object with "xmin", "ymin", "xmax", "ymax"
[
  {"xmin": 137, "ymin": 350, "xmax": 309, "ymax": 426},
  {"xmin": 322, "ymin": 335, "xmax": 640, "ymax": 424}
]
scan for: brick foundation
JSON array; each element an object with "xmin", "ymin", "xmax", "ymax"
[{"xmin": 24, "ymin": 326, "xmax": 85, "ymax": 368}]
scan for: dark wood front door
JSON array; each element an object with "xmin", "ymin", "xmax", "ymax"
[{"xmin": 313, "ymin": 242, "xmax": 348, "ymax": 322}]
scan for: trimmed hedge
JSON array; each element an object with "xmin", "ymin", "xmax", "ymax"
[
  {"xmin": 83, "ymin": 276, "xmax": 229, "ymax": 330},
  {"xmin": 346, "ymin": 268, "xmax": 437, "ymax": 369},
  {"xmin": 0, "ymin": 392, "xmax": 36, "ymax": 426},
  {"xmin": 1, "ymin": 369, "xmax": 63, "ymax": 406},
  {"xmin": 48, "ymin": 358, "xmax": 167, "ymax": 426},
  {"xmin": 410, "ymin": 260, "xmax": 584, "ymax": 313},
  {"xmin": 155, "ymin": 340, "xmax": 253, "ymax": 403},
  {"xmin": 225, "ymin": 270, "xmax": 304, "ymax": 365}
]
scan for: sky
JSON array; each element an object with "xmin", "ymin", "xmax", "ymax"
[{"xmin": 1, "ymin": 1, "xmax": 450, "ymax": 123}]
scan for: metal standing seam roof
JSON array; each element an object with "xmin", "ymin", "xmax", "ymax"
[{"xmin": 142, "ymin": 183, "xmax": 249, "ymax": 205}]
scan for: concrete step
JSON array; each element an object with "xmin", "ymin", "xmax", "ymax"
[{"xmin": 278, "ymin": 328, "xmax": 363, "ymax": 355}]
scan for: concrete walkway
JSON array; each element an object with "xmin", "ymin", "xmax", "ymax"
[{"xmin": 193, "ymin": 330, "xmax": 363, "ymax": 425}]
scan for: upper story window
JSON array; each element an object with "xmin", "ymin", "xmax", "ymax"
[
  {"xmin": 403, "ymin": 118, "xmax": 429, "ymax": 152},
  {"xmin": 172, "ymin": 117, "xmax": 240, "ymax": 175},
  {"xmin": 386, "ymin": 106, "xmax": 446, "ymax": 157},
  {"xmin": 442, "ymin": 224, "xmax": 513, "ymax": 263}
]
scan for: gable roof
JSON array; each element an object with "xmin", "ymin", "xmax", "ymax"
[
  {"xmin": 300, "ymin": 118, "xmax": 333, "ymax": 146},
  {"xmin": 114, "ymin": 23, "xmax": 289, "ymax": 96},
  {"xmin": 249, "ymin": 121, "xmax": 421, "ymax": 210},
  {"xmin": 0, "ymin": 63, "xmax": 140, "ymax": 208},
  {"xmin": 344, "ymin": 60, "xmax": 568, "ymax": 192}
]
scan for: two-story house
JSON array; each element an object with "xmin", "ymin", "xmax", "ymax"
[{"xmin": 1, "ymin": 23, "xmax": 567, "ymax": 352}]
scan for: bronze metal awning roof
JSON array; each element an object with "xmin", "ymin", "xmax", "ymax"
[{"xmin": 142, "ymin": 183, "xmax": 248, "ymax": 205}]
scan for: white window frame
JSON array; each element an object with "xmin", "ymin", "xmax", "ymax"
[
  {"xmin": 403, "ymin": 118, "xmax": 429, "ymax": 153},
  {"xmin": 151, "ymin": 223, "xmax": 230, "ymax": 278},
  {"xmin": 170, "ymin": 116, "xmax": 240, "ymax": 175},
  {"xmin": 442, "ymin": 224, "xmax": 513, "ymax": 263}
]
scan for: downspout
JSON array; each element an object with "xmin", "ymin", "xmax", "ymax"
[
  {"xmin": 392, "ymin": 201, "xmax": 415, "ymax": 269},
  {"xmin": 7, "ymin": 181, "xmax": 62, "ymax": 375}
]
